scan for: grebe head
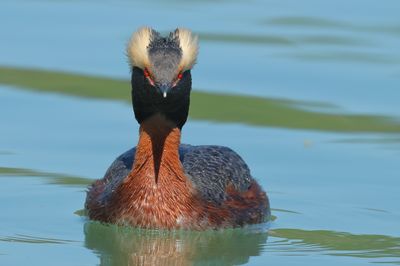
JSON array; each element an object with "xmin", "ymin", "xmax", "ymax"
[{"xmin": 127, "ymin": 27, "xmax": 198, "ymax": 128}]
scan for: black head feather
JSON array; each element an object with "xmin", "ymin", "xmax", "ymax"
[{"xmin": 130, "ymin": 29, "xmax": 193, "ymax": 129}]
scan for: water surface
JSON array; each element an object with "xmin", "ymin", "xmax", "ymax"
[{"xmin": 0, "ymin": 0, "xmax": 399, "ymax": 265}]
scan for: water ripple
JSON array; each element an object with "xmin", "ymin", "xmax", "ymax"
[{"xmin": 0, "ymin": 234, "xmax": 76, "ymax": 245}]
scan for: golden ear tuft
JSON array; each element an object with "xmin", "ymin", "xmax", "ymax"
[
  {"xmin": 175, "ymin": 28, "xmax": 199, "ymax": 71},
  {"xmin": 126, "ymin": 27, "xmax": 154, "ymax": 69}
]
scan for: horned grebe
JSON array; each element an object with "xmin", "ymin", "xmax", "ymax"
[{"xmin": 85, "ymin": 27, "xmax": 270, "ymax": 229}]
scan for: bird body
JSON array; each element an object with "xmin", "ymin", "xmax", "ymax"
[{"xmin": 85, "ymin": 27, "xmax": 270, "ymax": 229}]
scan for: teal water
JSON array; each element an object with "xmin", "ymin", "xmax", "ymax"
[{"xmin": 1, "ymin": 0, "xmax": 400, "ymax": 265}]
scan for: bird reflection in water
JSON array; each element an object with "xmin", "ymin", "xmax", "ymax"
[{"xmin": 84, "ymin": 221, "xmax": 268, "ymax": 266}]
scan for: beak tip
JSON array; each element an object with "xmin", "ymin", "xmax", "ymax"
[{"xmin": 159, "ymin": 84, "xmax": 170, "ymax": 98}]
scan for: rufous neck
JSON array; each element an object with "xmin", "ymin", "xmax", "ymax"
[{"xmin": 132, "ymin": 114, "xmax": 182, "ymax": 182}]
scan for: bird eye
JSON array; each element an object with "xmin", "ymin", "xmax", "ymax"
[
  {"xmin": 143, "ymin": 68, "xmax": 155, "ymax": 86},
  {"xmin": 172, "ymin": 71, "xmax": 183, "ymax": 87}
]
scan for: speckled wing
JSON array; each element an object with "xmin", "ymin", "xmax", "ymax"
[
  {"xmin": 97, "ymin": 144, "xmax": 253, "ymax": 205},
  {"xmin": 179, "ymin": 144, "xmax": 253, "ymax": 204},
  {"xmin": 96, "ymin": 148, "xmax": 136, "ymax": 205}
]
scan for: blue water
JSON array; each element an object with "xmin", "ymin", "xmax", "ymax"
[
  {"xmin": 1, "ymin": 0, "xmax": 400, "ymax": 265},
  {"xmin": 1, "ymin": 85, "xmax": 400, "ymax": 265},
  {"xmin": 1, "ymin": 0, "xmax": 399, "ymax": 114}
]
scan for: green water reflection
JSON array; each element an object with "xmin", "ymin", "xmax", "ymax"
[
  {"xmin": 84, "ymin": 222, "xmax": 268, "ymax": 266},
  {"xmin": 267, "ymin": 16, "xmax": 400, "ymax": 37},
  {"xmin": 270, "ymin": 229, "xmax": 400, "ymax": 260},
  {"xmin": 199, "ymin": 32, "xmax": 363, "ymax": 47},
  {"xmin": 1, "ymin": 66, "xmax": 400, "ymax": 133},
  {"xmin": 83, "ymin": 222, "xmax": 400, "ymax": 265},
  {"xmin": 0, "ymin": 167, "xmax": 92, "ymax": 187}
]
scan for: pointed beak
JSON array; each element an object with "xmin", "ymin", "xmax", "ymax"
[{"xmin": 158, "ymin": 84, "xmax": 171, "ymax": 98}]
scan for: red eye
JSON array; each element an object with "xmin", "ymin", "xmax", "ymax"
[
  {"xmin": 144, "ymin": 68, "xmax": 150, "ymax": 78},
  {"xmin": 143, "ymin": 68, "xmax": 155, "ymax": 86},
  {"xmin": 172, "ymin": 72, "xmax": 183, "ymax": 87}
]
